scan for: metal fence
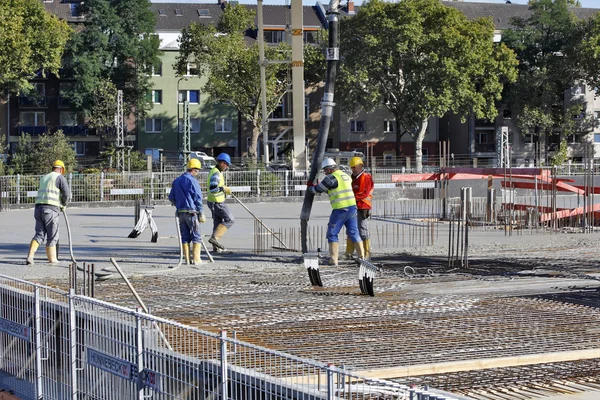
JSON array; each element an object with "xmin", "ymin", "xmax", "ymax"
[{"xmin": 0, "ymin": 275, "xmax": 460, "ymax": 400}]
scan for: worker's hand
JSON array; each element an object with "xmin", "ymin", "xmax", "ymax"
[
  {"xmin": 306, "ymin": 186, "xmax": 316, "ymax": 195},
  {"xmin": 306, "ymin": 180, "xmax": 318, "ymax": 187},
  {"xmin": 365, "ymin": 210, "xmax": 371, "ymax": 219},
  {"xmin": 198, "ymin": 213, "xmax": 206, "ymax": 223},
  {"xmin": 223, "ymin": 186, "xmax": 232, "ymax": 195},
  {"xmin": 59, "ymin": 205, "xmax": 66, "ymax": 212}
]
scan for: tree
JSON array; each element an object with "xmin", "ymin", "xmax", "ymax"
[
  {"xmin": 63, "ymin": 0, "xmax": 160, "ymax": 130},
  {"xmin": 502, "ymin": 0, "xmax": 586, "ymax": 165},
  {"xmin": 176, "ymin": 4, "xmax": 289, "ymax": 163},
  {"xmin": 0, "ymin": 0, "xmax": 71, "ymax": 96},
  {"xmin": 0, "ymin": 135, "xmax": 7, "ymax": 176},
  {"xmin": 31, "ymin": 131, "xmax": 77, "ymax": 174},
  {"xmin": 336, "ymin": 0, "xmax": 518, "ymax": 172}
]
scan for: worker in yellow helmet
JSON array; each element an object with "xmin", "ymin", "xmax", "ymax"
[
  {"xmin": 345, "ymin": 156, "xmax": 374, "ymax": 260},
  {"xmin": 169, "ymin": 158, "xmax": 206, "ymax": 265},
  {"xmin": 26, "ymin": 160, "xmax": 71, "ymax": 265}
]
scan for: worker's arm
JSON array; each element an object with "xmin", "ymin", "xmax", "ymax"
[
  {"xmin": 55, "ymin": 174, "xmax": 71, "ymax": 206},
  {"xmin": 208, "ymin": 171, "xmax": 222, "ymax": 193},
  {"xmin": 353, "ymin": 173, "xmax": 371, "ymax": 202},
  {"xmin": 308, "ymin": 174, "xmax": 338, "ymax": 194},
  {"xmin": 191, "ymin": 178, "xmax": 203, "ymax": 214}
]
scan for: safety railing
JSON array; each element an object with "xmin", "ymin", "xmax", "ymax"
[{"xmin": 0, "ymin": 275, "xmax": 461, "ymax": 400}]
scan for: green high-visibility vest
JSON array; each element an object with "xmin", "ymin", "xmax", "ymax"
[
  {"xmin": 36, "ymin": 172, "xmax": 61, "ymax": 207},
  {"xmin": 207, "ymin": 167, "xmax": 225, "ymax": 203},
  {"xmin": 328, "ymin": 170, "xmax": 356, "ymax": 210}
]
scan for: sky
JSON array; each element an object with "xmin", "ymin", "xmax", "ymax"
[{"xmin": 151, "ymin": 0, "xmax": 600, "ymax": 7}]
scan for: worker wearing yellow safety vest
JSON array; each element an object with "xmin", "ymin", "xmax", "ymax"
[
  {"xmin": 207, "ymin": 153, "xmax": 234, "ymax": 252},
  {"xmin": 26, "ymin": 160, "xmax": 71, "ymax": 265},
  {"xmin": 307, "ymin": 158, "xmax": 365, "ymax": 266}
]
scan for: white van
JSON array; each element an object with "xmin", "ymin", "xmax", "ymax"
[{"xmin": 189, "ymin": 151, "xmax": 217, "ymax": 170}]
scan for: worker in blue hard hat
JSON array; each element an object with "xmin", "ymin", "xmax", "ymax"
[
  {"xmin": 207, "ymin": 153, "xmax": 234, "ymax": 252},
  {"xmin": 169, "ymin": 158, "xmax": 206, "ymax": 265}
]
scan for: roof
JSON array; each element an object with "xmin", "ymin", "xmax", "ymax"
[
  {"xmin": 443, "ymin": 1, "xmax": 600, "ymax": 30},
  {"xmin": 43, "ymin": 1, "xmax": 85, "ymax": 23}
]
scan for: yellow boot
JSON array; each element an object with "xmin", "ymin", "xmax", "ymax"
[
  {"xmin": 26, "ymin": 240, "xmax": 39, "ymax": 265},
  {"xmin": 209, "ymin": 224, "xmax": 228, "ymax": 251},
  {"xmin": 46, "ymin": 246, "xmax": 59, "ymax": 264},
  {"xmin": 192, "ymin": 243, "xmax": 202, "ymax": 265},
  {"xmin": 328, "ymin": 242, "xmax": 339, "ymax": 266},
  {"xmin": 364, "ymin": 238, "xmax": 371, "ymax": 260},
  {"xmin": 355, "ymin": 241, "xmax": 366, "ymax": 260},
  {"xmin": 344, "ymin": 238, "xmax": 355, "ymax": 260},
  {"xmin": 182, "ymin": 243, "xmax": 191, "ymax": 265}
]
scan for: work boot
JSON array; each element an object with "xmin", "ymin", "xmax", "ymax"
[
  {"xmin": 192, "ymin": 243, "xmax": 202, "ymax": 265},
  {"xmin": 26, "ymin": 240, "xmax": 39, "ymax": 266},
  {"xmin": 355, "ymin": 241, "xmax": 366, "ymax": 260},
  {"xmin": 343, "ymin": 238, "xmax": 355, "ymax": 260},
  {"xmin": 208, "ymin": 224, "xmax": 228, "ymax": 251},
  {"xmin": 328, "ymin": 242, "xmax": 339, "ymax": 266},
  {"xmin": 182, "ymin": 243, "xmax": 191, "ymax": 265},
  {"xmin": 46, "ymin": 246, "xmax": 59, "ymax": 264},
  {"xmin": 364, "ymin": 238, "xmax": 371, "ymax": 260}
]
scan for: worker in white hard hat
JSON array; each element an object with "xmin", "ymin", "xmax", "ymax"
[
  {"xmin": 26, "ymin": 160, "xmax": 71, "ymax": 265},
  {"xmin": 169, "ymin": 158, "xmax": 206, "ymax": 265},
  {"xmin": 307, "ymin": 157, "xmax": 365, "ymax": 266}
]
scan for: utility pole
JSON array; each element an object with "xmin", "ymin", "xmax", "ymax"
[
  {"xmin": 182, "ymin": 100, "xmax": 190, "ymax": 167},
  {"xmin": 115, "ymin": 89, "xmax": 124, "ymax": 173},
  {"xmin": 291, "ymin": 0, "xmax": 306, "ymax": 170},
  {"xmin": 300, "ymin": 0, "xmax": 340, "ymax": 253}
]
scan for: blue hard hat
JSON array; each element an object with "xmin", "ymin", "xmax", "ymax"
[{"xmin": 216, "ymin": 153, "xmax": 231, "ymax": 165}]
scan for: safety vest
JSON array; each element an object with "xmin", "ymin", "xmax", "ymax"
[
  {"xmin": 36, "ymin": 172, "xmax": 61, "ymax": 207},
  {"xmin": 328, "ymin": 170, "xmax": 356, "ymax": 210},
  {"xmin": 207, "ymin": 167, "xmax": 225, "ymax": 203}
]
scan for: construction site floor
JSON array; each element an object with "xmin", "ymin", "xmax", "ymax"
[{"xmin": 2, "ymin": 202, "xmax": 600, "ymax": 399}]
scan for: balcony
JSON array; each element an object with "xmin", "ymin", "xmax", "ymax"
[
  {"xmin": 474, "ymin": 143, "xmax": 496, "ymax": 153},
  {"xmin": 60, "ymin": 126, "xmax": 88, "ymax": 136},
  {"xmin": 19, "ymin": 126, "xmax": 47, "ymax": 135},
  {"xmin": 18, "ymin": 96, "xmax": 47, "ymax": 108}
]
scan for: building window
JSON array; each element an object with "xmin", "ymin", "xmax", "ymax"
[
  {"xmin": 264, "ymin": 30, "xmax": 286, "ymax": 44},
  {"xmin": 573, "ymin": 84, "xmax": 585, "ymax": 96},
  {"xmin": 594, "ymin": 134, "xmax": 600, "ymax": 143},
  {"xmin": 70, "ymin": 3, "xmax": 80, "ymax": 17},
  {"xmin": 60, "ymin": 112, "xmax": 77, "ymax": 126},
  {"xmin": 178, "ymin": 90, "xmax": 200, "ymax": 104},
  {"xmin": 503, "ymin": 108, "xmax": 512, "ymax": 119},
  {"xmin": 350, "ymin": 120, "xmax": 366, "ymax": 132},
  {"xmin": 215, "ymin": 118, "xmax": 232, "ymax": 133},
  {"xmin": 178, "ymin": 118, "xmax": 201, "ymax": 133},
  {"xmin": 20, "ymin": 112, "xmax": 45, "ymax": 126},
  {"xmin": 72, "ymin": 142, "xmax": 85, "ymax": 156},
  {"xmin": 304, "ymin": 98, "xmax": 309, "ymax": 121},
  {"xmin": 148, "ymin": 90, "xmax": 162, "ymax": 104},
  {"xmin": 422, "ymin": 148, "xmax": 429, "ymax": 162},
  {"xmin": 151, "ymin": 63, "xmax": 162, "ymax": 76},
  {"xmin": 304, "ymin": 31, "xmax": 316, "ymax": 44},
  {"xmin": 145, "ymin": 118, "xmax": 162, "ymax": 133},
  {"xmin": 270, "ymin": 101, "xmax": 285, "ymax": 119},
  {"xmin": 477, "ymin": 130, "xmax": 494, "ymax": 144},
  {"xmin": 186, "ymin": 63, "xmax": 198, "ymax": 76},
  {"xmin": 384, "ymin": 120, "xmax": 396, "ymax": 133}
]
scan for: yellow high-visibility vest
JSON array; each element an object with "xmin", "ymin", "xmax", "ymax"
[
  {"xmin": 36, "ymin": 172, "xmax": 61, "ymax": 207},
  {"xmin": 207, "ymin": 167, "xmax": 225, "ymax": 203},
  {"xmin": 328, "ymin": 170, "xmax": 356, "ymax": 210}
]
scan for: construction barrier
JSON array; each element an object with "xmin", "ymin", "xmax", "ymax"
[{"xmin": 0, "ymin": 275, "xmax": 459, "ymax": 400}]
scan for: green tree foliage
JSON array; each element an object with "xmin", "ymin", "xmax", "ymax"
[
  {"xmin": 575, "ymin": 13, "xmax": 600, "ymax": 94},
  {"xmin": 0, "ymin": 135, "xmax": 7, "ymax": 176},
  {"xmin": 31, "ymin": 131, "xmax": 77, "ymax": 174},
  {"xmin": 63, "ymin": 0, "xmax": 160, "ymax": 123},
  {"xmin": 0, "ymin": 0, "xmax": 71, "ymax": 96},
  {"xmin": 336, "ymin": 0, "xmax": 517, "ymax": 172},
  {"xmin": 10, "ymin": 134, "xmax": 34, "ymax": 175},
  {"xmin": 176, "ymin": 4, "xmax": 289, "ymax": 163},
  {"xmin": 501, "ymin": 0, "xmax": 590, "ymax": 164}
]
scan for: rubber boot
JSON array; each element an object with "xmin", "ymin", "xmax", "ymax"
[
  {"xmin": 26, "ymin": 240, "xmax": 39, "ymax": 265},
  {"xmin": 344, "ymin": 238, "xmax": 355, "ymax": 260},
  {"xmin": 192, "ymin": 243, "xmax": 202, "ymax": 265},
  {"xmin": 182, "ymin": 243, "xmax": 191, "ymax": 265},
  {"xmin": 209, "ymin": 224, "xmax": 228, "ymax": 251},
  {"xmin": 355, "ymin": 241, "xmax": 366, "ymax": 260},
  {"xmin": 46, "ymin": 246, "xmax": 59, "ymax": 264},
  {"xmin": 328, "ymin": 242, "xmax": 339, "ymax": 266},
  {"xmin": 364, "ymin": 238, "xmax": 371, "ymax": 260}
]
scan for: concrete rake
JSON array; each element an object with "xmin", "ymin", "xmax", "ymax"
[{"xmin": 304, "ymin": 254, "xmax": 377, "ymax": 296}]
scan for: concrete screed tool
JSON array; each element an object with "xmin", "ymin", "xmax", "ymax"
[
  {"xmin": 128, "ymin": 205, "xmax": 158, "ymax": 242},
  {"xmin": 305, "ymin": 253, "xmax": 378, "ymax": 296}
]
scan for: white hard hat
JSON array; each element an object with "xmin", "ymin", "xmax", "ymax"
[{"xmin": 321, "ymin": 158, "xmax": 337, "ymax": 169}]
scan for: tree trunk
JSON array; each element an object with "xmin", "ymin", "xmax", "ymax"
[
  {"xmin": 248, "ymin": 122, "xmax": 260, "ymax": 164},
  {"xmin": 414, "ymin": 119, "xmax": 428, "ymax": 173}
]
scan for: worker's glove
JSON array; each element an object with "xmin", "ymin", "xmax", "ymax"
[
  {"xmin": 198, "ymin": 213, "xmax": 206, "ymax": 223},
  {"xmin": 223, "ymin": 186, "xmax": 232, "ymax": 195},
  {"xmin": 306, "ymin": 180, "xmax": 318, "ymax": 187},
  {"xmin": 360, "ymin": 209, "xmax": 371, "ymax": 219},
  {"xmin": 59, "ymin": 205, "xmax": 66, "ymax": 212}
]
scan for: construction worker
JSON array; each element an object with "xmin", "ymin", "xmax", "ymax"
[
  {"xmin": 169, "ymin": 158, "xmax": 206, "ymax": 265},
  {"xmin": 345, "ymin": 156, "xmax": 374, "ymax": 260},
  {"xmin": 26, "ymin": 160, "xmax": 71, "ymax": 265},
  {"xmin": 207, "ymin": 153, "xmax": 234, "ymax": 252},
  {"xmin": 307, "ymin": 158, "xmax": 365, "ymax": 266}
]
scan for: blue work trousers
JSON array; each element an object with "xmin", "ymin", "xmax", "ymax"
[
  {"xmin": 178, "ymin": 212, "xmax": 201, "ymax": 244},
  {"xmin": 327, "ymin": 205, "xmax": 361, "ymax": 243}
]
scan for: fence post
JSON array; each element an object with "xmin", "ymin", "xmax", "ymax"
[
  {"xmin": 34, "ymin": 287, "xmax": 43, "ymax": 399},
  {"xmin": 151, "ymin": 173, "xmax": 155, "ymax": 201},
  {"xmin": 100, "ymin": 172, "xmax": 104, "ymax": 202},
  {"xmin": 68, "ymin": 289, "xmax": 78, "ymax": 400},
  {"xmin": 220, "ymin": 330, "xmax": 229, "ymax": 399},
  {"xmin": 136, "ymin": 309, "xmax": 144, "ymax": 400},
  {"xmin": 256, "ymin": 169, "xmax": 261, "ymax": 197},
  {"xmin": 327, "ymin": 363, "xmax": 334, "ymax": 400},
  {"xmin": 285, "ymin": 171, "xmax": 289, "ymax": 197},
  {"xmin": 17, "ymin": 174, "xmax": 20, "ymax": 205}
]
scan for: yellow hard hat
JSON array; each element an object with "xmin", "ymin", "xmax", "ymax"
[
  {"xmin": 53, "ymin": 160, "xmax": 65, "ymax": 174},
  {"xmin": 349, "ymin": 156, "xmax": 363, "ymax": 168},
  {"xmin": 187, "ymin": 158, "xmax": 202, "ymax": 170}
]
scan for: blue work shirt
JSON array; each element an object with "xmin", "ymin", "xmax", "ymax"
[{"xmin": 169, "ymin": 172, "xmax": 204, "ymax": 214}]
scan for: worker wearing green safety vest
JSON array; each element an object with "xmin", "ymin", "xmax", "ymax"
[
  {"xmin": 207, "ymin": 153, "xmax": 234, "ymax": 252},
  {"xmin": 307, "ymin": 158, "xmax": 365, "ymax": 266},
  {"xmin": 26, "ymin": 160, "xmax": 71, "ymax": 265}
]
